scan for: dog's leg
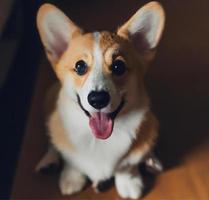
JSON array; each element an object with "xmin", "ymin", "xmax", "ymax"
[
  {"xmin": 115, "ymin": 166, "xmax": 143, "ymax": 199},
  {"xmin": 144, "ymin": 151, "xmax": 163, "ymax": 173},
  {"xmin": 59, "ymin": 163, "xmax": 86, "ymax": 195},
  {"xmin": 35, "ymin": 145, "xmax": 60, "ymax": 172}
]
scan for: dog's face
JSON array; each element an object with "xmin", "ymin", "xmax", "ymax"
[{"xmin": 37, "ymin": 2, "xmax": 165, "ymax": 139}]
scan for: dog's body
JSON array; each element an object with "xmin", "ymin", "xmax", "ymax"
[{"xmin": 36, "ymin": 2, "xmax": 165, "ymax": 199}]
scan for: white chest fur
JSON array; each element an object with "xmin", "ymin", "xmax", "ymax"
[{"xmin": 56, "ymin": 91, "xmax": 147, "ymax": 182}]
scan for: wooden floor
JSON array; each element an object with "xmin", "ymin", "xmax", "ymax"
[{"xmin": 11, "ymin": 0, "xmax": 209, "ymax": 199}]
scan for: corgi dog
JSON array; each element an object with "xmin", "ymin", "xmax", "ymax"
[{"xmin": 36, "ymin": 1, "xmax": 165, "ymax": 199}]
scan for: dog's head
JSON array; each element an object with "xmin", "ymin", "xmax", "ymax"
[{"xmin": 37, "ymin": 2, "xmax": 165, "ymax": 139}]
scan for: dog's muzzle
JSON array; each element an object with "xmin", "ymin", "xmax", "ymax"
[
  {"xmin": 76, "ymin": 94, "xmax": 125, "ymax": 120},
  {"xmin": 76, "ymin": 94, "xmax": 125, "ymax": 139}
]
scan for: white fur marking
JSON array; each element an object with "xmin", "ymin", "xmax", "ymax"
[
  {"xmin": 90, "ymin": 32, "xmax": 106, "ymax": 91},
  {"xmin": 115, "ymin": 172, "xmax": 143, "ymax": 199},
  {"xmin": 86, "ymin": 32, "xmax": 104, "ymax": 90},
  {"xmin": 78, "ymin": 32, "xmax": 106, "ymax": 112},
  {"xmin": 93, "ymin": 32, "xmax": 103, "ymax": 75}
]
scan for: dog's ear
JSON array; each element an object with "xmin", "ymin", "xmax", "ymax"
[
  {"xmin": 37, "ymin": 4, "xmax": 82, "ymax": 66},
  {"xmin": 117, "ymin": 1, "xmax": 165, "ymax": 62}
]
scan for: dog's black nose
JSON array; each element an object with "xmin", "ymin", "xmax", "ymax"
[{"xmin": 88, "ymin": 90, "xmax": 110, "ymax": 109}]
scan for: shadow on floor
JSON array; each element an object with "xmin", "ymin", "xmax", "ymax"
[{"xmin": 151, "ymin": 88, "xmax": 209, "ymax": 169}]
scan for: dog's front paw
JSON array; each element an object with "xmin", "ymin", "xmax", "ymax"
[
  {"xmin": 115, "ymin": 172, "xmax": 143, "ymax": 199},
  {"xmin": 59, "ymin": 167, "xmax": 86, "ymax": 195}
]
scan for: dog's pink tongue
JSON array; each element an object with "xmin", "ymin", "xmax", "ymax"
[{"xmin": 89, "ymin": 112, "xmax": 113, "ymax": 139}]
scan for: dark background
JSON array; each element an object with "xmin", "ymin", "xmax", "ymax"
[
  {"xmin": 0, "ymin": 0, "xmax": 44, "ymax": 197},
  {"xmin": 0, "ymin": 0, "xmax": 209, "ymax": 198}
]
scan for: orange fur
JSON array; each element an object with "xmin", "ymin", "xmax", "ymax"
[
  {"xmin": 48, "ymin": 110, "xmax": 74, "ymax": 152},
  {"xmin": 56, "ymin": 33, "xmax": 95, "ymax": 87}
]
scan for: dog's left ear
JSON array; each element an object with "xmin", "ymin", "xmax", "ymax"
[
  {"xmin": 37, "ymin": 4, "xmax": 83, "ymax": 67},
  {"xmin": 117, "ymin": 1, "xmax": 165, "ymax": 62}
]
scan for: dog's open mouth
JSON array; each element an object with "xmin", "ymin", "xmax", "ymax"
[{"xmin": 77, "ymin": 95, "xmax": 125, "ymax": 139}]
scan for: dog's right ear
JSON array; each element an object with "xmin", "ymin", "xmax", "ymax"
[
  {"xmin": 37, "ymin": 4, "xmax": 82, "ymax": 66},
  {"xmin": 117, "ymin": 1, "xmax": 165, "ymax": 63}
]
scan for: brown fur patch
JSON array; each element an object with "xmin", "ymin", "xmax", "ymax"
[
  {"xmin": 99, "ymin": 32, "xmax": 123, "ymax": 73},
  {"xmin": 99, "ymin": 31, "xmax": 145, "ymax": 78},
  {"xmin": 126, "ymin": 111, "xmax": 159, "ymax": 157},
  {"xmin": 100, "ymin": 32, "xmax": 119, "ymax": 52}
]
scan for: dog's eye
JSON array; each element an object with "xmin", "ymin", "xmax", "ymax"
[
  {"xmin": 111, "ymin": 60, "xmax": 126, "ymax": 76},
  {"xmin": 75, "ymin": 60, "xmax": 88, "ymax": 75}
]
